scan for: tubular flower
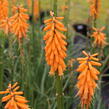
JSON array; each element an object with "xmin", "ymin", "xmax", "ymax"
[
  {"xmin": 10, "ymin": 5, "xmax": 29, "ymax": 41},
  {"xmin": 0, "ymin": 82, "xmax": 29, "ymax": 109},
  {"xmin": 76, "ymin": 51, "xmax": 101, "ymax": 109},
  {"xmin": 0, "ymin": 0, "xmax": 8, "ymax": 21},
  {"xmin": 0, "ymin": 17, "xmax": 11, "ymax": 35},
  {"xmin": 88, "ymin": 0, "xmax": 100, "ymax": 18},
  {"xmin": 91, "ymin": 27, "xmax": 107, "ymax": 47},
  {"xmin": 43, "ymin": 11, "xmax": 67, "ymax": 76}
]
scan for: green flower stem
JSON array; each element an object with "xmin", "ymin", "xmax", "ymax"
[
  {"xmin": 32, "ymin": 0, "xmax": 35, "ymax": 39},
  {"xmin": 0, "ymin": 46, "xmax": 3, "ymax": 91},
  {"xmin": 55, "ymin": 75, "xmax": 64, "ymax": 109},
  {"xmin": 64, "ymin": 0, "xmax": 71, "ymax": 38},
  {"xmin": 53, "ymin": 1, "xmax": 64, "ymax": 109},
  {"xmin": 53, "ymin": 0, "xmax": 57, "ymax": 15}
]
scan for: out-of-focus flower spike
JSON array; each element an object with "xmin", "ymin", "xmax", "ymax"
[
  {"xmin": 91, "ymin": 27, "xmax": 107, "ymax": 47},
  {"xmin": 88, "ymin": 0, "xmax": 101, "ymax": 18},
  {"xmin": 10, "ymin": 5, "xmax": 29, "ymax": 41},
  {"xmin": 0, "ymin": 0, "xmax": 8, "ymax": 21}
]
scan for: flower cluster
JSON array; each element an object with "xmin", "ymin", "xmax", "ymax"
[
  {"xmin": 43, "ymin": 11, "xmax": 67, "ymax": 76},
  {"xmin": 76, "ymin": 51, "xmax": 101, "ymax": 109},
  {"xmin": 10, "ymin": 5, "xmax": 29, "ymax": 40},
  {"xmin": 0, "ymin": 82, "xmax": 29, "ymax": 109},
  {"xmin": 92, "ymin": 27, "xmax": 107, "ymax": 47}
]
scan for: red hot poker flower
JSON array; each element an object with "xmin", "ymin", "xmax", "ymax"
[
  {"xmin": 10, "ymin": 5, "xmax": 29, "ymax": 41},
  {"xmin": 76, "ymin": 51, "xmax": 101, "ymax": 109},
  {"xmin": 91, "ymin": 27, "xmax": 107, "ymax": 47},
  {"xmin": 0, "ymin": 82, "xmax": 29, "ymax": 109},
  {"xmin": 43, "ymin": 11, "xmax": 67, "ymax": 76}
]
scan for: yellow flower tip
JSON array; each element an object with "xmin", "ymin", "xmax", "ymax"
[
  {"xmin": 100, "ymin": 26, "xmax": 105, "ymax": 31},
  {"xmin": 92, "ymin": 27, "xmax": 97, "ymax": 31},
  {"xmin": 82, "ymin": 51, "xmax": 88, "ymax": 56},
  {"xmin": 12, "ymin": 82, "xmax": 18, "ymax": 88},
  {"xmin": 91, "ymin": 53, "xmax": 98, "ymax": 57},
  {"xmin": 67, "ymin": 58, "xmax": 75, "ymax": 68},
  {"xmin": 49, "ymin": 71, "xmax": 55, "ymax": 76},
  {"xmin": 50, "ymin": 11, "xmax": 54, "ymax": 17},
  {"xmin": 58, "ymin": 72, "xmax": 64, "ymax": 76}
]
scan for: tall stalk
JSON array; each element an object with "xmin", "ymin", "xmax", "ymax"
[
  {"xmin": 55, "ymin": 75, "xmax": 64, "ymax": 109},
  {"xmin": 8, "ymin": 33, "xmax": 14, "ymax": 82},
  {"xmin": 94, "ymin": 0, "xmax": 99, "ymax": 28},
  {"xmin": 0, "ymin": 45, "xmax": 3, "ymax": 91},
  {"xmin": 32, "ymin": 0, "xmax": 35, "ymax": 39},
  {"xmin": 53, "ymin": 1, "xmax": 64, "ymax": 109},
  {"xmin": 64, "ymin": 0, "xmax": 71, "ymax": 38},
  {"xmin": 53, "ymin": 0, "xmax": 57, "ymax": 16}
]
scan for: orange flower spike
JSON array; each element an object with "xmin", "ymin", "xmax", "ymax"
[
  {"xmin": 0, "ymin": 0, "xmax": 8, "ymax": 21},
  {"xmin": 91, "ymin": 27, "xmax": 107, "ymax": 47},
  {"xmin": 76, "ymin": 51, "xmax": 101, "ymax": 109},
  {"xmin": 10, "ymin": 5, "xmax": 29, "ymax": 41},
  {"xmin": 43, "ymin": 11, "xmax": 67, "ymax": 76},
  {"xmin": 88, "ymin": 0, "xmax": 101, "ymax": 18},
  {"xmin": 27, "ymin": 0, "xmax": 32, "ymax": 14},
  {"xmin": 33, "ymin": 0, "xmax": 39, "ymax": 21},
  {"xmin": 0, "ymin": 83, "xmax": 29, "ymax": 109}
]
